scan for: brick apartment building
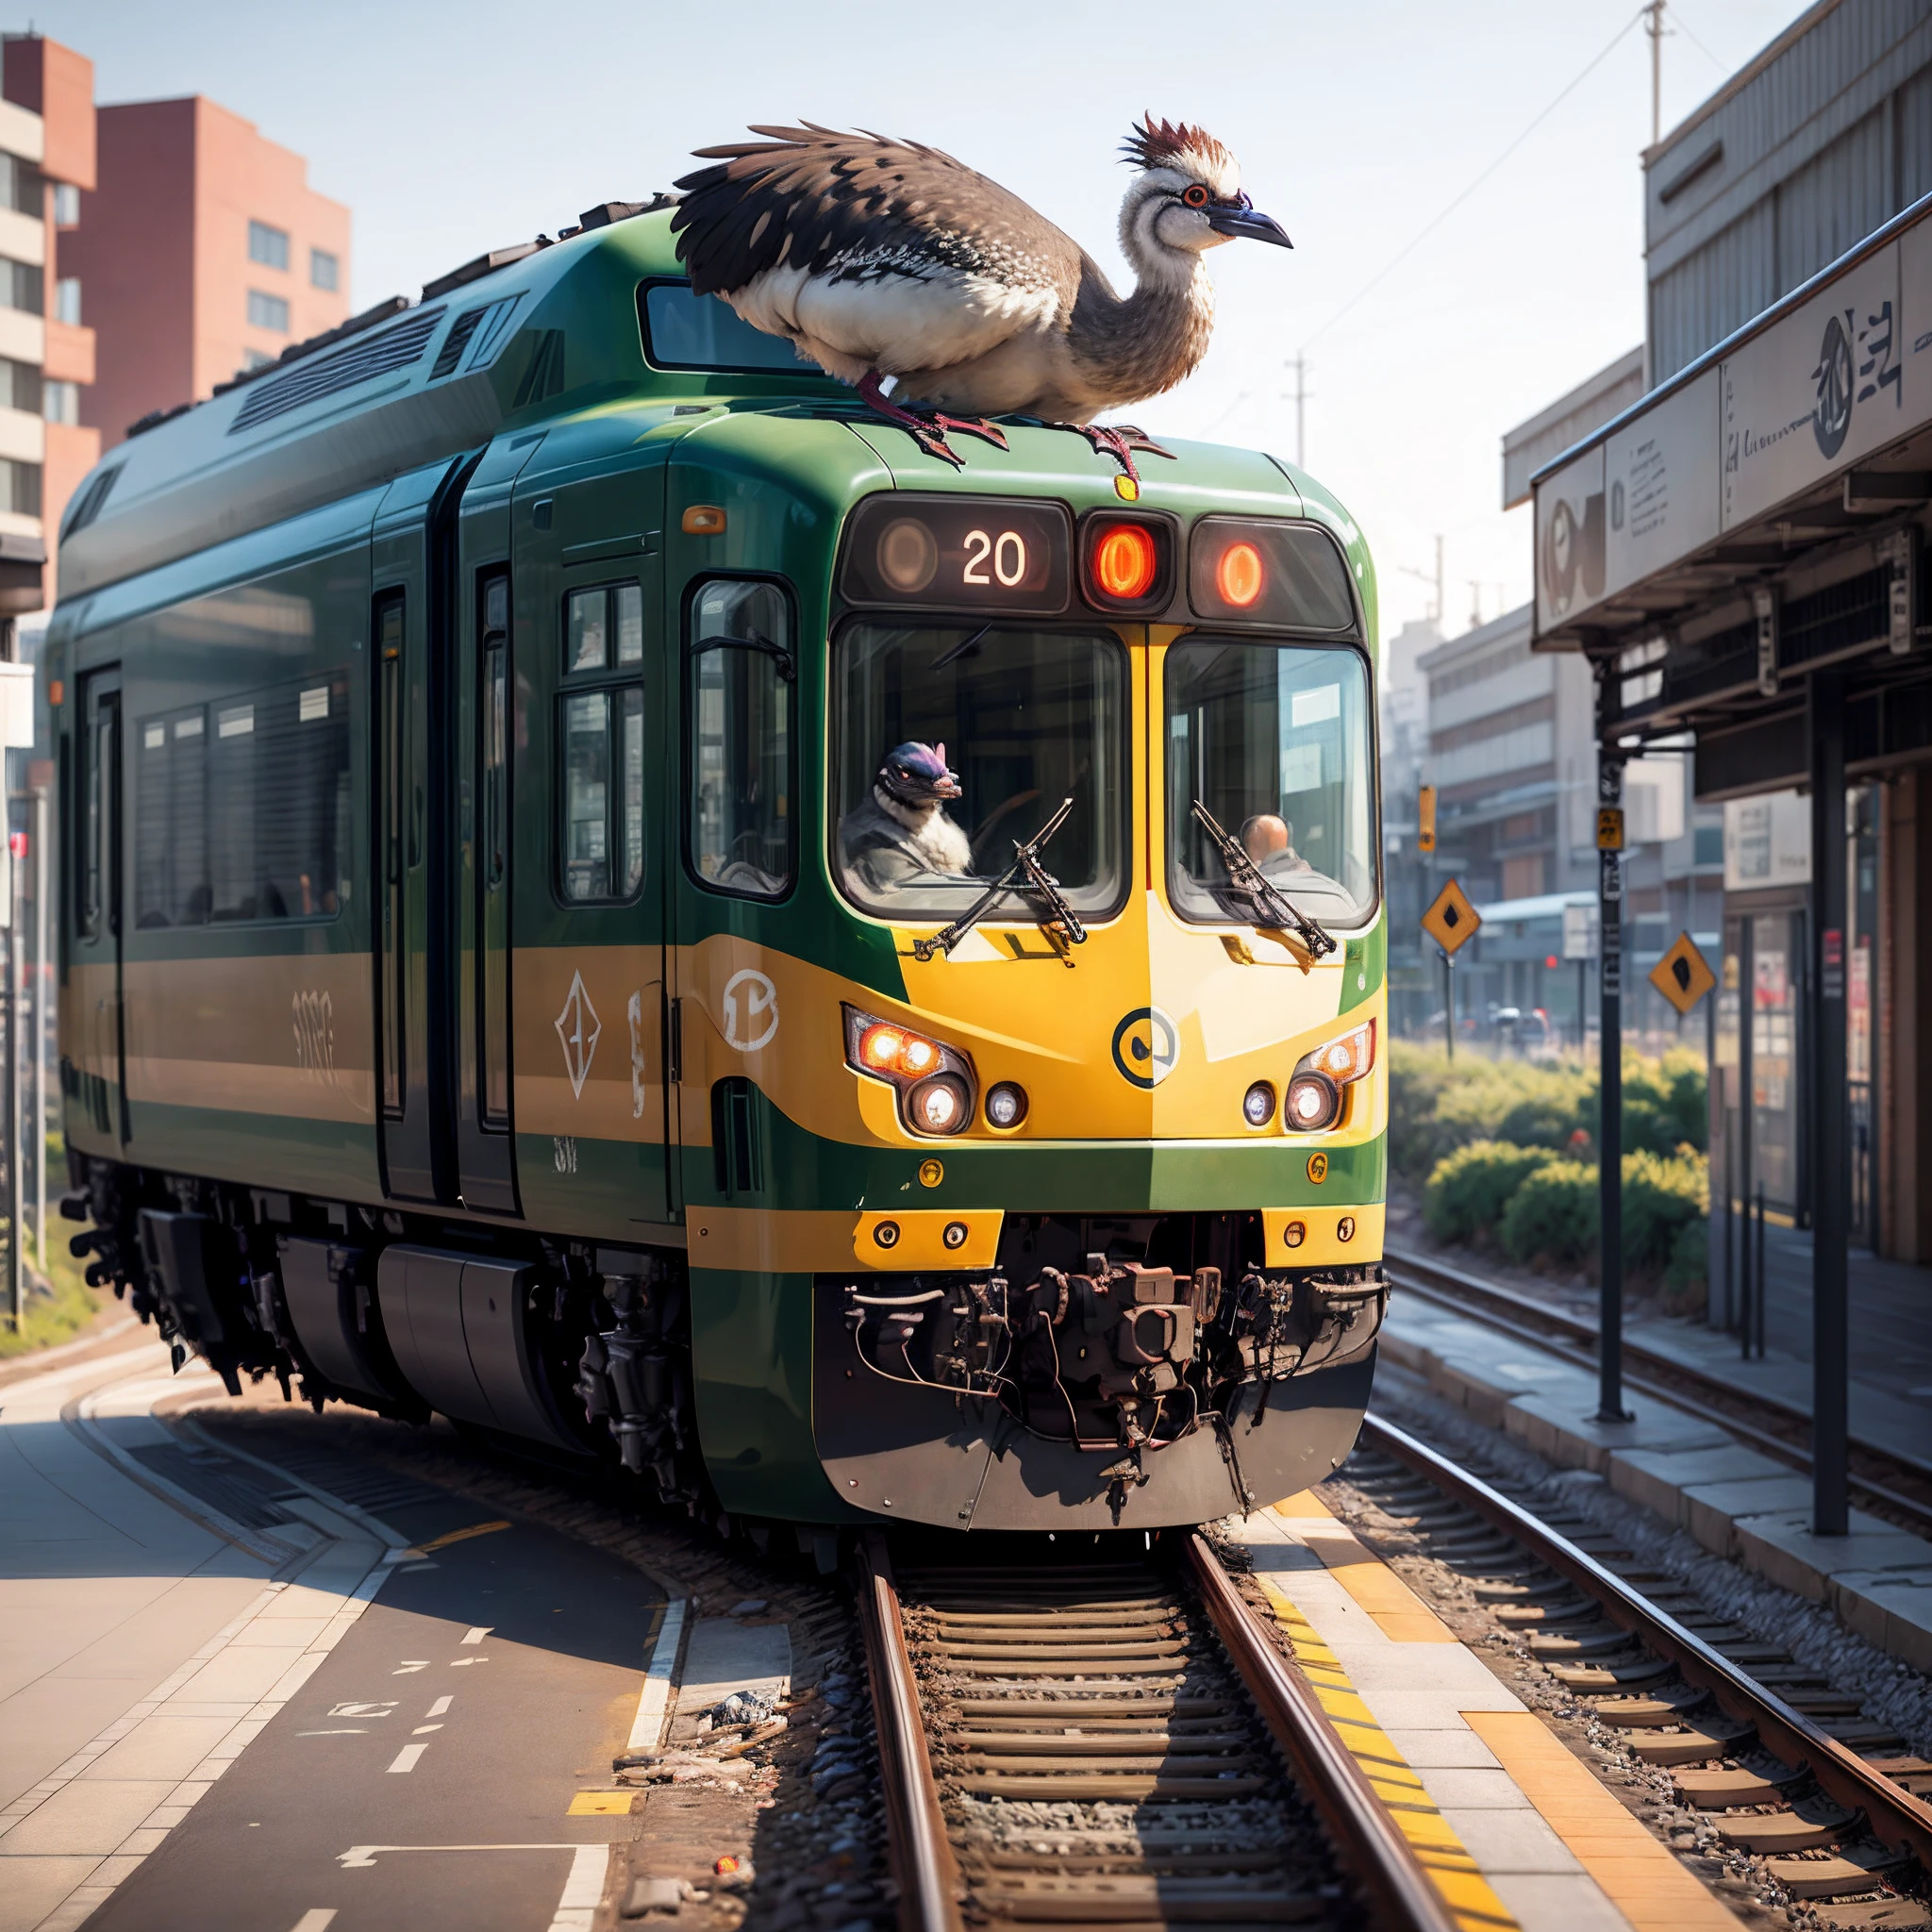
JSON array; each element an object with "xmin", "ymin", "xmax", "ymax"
[
  {"xmin": 0, "ymin": 33, "xmax": 97, "ymax": 617},
  {"xmin": 62, "ymin": 95, "xmax": 351, "ymax": 450}
]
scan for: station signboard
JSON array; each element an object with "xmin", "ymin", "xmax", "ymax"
[{"xmin": 1531, "ymin": 196, "xmax": 1932, "ymax": 639}]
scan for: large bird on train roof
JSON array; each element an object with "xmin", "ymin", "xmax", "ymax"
[{"xmin": 670, "ymin": 117, "xmax": 1291, "ymax": 477}]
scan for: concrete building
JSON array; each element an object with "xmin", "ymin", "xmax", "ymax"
[
  {"xmin": 61, "ymin": 95, "xmax": 350, "ymax": 447},
  {"xmin": 0, "ymin": 34, "xmax": 96, "ymax": 615},
  {"xmin": 1527, "ymin": 0, "xmax": 1932, "ymax": 1541}
]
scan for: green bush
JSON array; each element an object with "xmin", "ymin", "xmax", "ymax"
[
  {"xmin": 1664, "ymin": 1215, "xmax": 1708, "ymax": 1294},
  {"xmin": 1622, "ymin": 1144, "xmax": 1708, "ymax": 1272},
  {"xmin": 1423, "ymin": 1141, "xmax": 1560, "ymax": 1246},
  {"xmin": 1388, "ymin": 1041, "xmax": 1707, "ymax": 1177},
  {"xmin": 1499, "ymin": 1159, "xmax": 1598, "ymax": 1269}
]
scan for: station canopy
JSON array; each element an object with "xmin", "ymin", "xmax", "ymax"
[{"xmin": 1532, "ymin": 190, "xmax": 1932, "ymax": 802}]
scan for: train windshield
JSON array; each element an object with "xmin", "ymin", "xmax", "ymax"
[
  {"xmin": 1165, "ymin": 639, "xmax": 1375, "ymax": 929},
  {"xmin": 832, "ymin": 623, "xmax": 1126, "ymax": 921}
]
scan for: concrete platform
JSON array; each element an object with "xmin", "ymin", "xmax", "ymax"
[
  {"xmin": 1239, "ymin": 1493, "xmax": 1741, "ymax": 1932},
  {"xmin": 1379, "ymin": 1290, "xmax": 1932, "ymax": 1675}
]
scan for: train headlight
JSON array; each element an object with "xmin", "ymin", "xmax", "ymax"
[
  {"xmin": 1077, "ymin": 509, "xmax": 1174, "ymax": 614},
  {"xmin": 908, "ymin": 1074, "xmax": 970, "ymax": 1135},
  {"xmin": 1241, "ymin": 1080, "xmax": 1276, "ymax": 1127},
  {"xmin": 985, "ymin": 1081, "xmax": 1028, "ymax": 1129},
  {"xmin": 844, "ymin": 1006, "xmax": 977, "ymax": 1138},
  {"xmin": 1284, "ymin": 1021, "xmax": 1374, "ymax": 1134}
]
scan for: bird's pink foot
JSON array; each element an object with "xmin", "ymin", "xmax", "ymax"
[
  {"xmin": 856, "ymin": 371, "xmax": 1007, "ymax": 467},
  {"xmin": 1058, "ymin": 422, "xmax": 1177, "ymax": 483}
]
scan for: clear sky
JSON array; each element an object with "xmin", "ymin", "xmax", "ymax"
[{"xmin": 40, "ymin": 0, "xmax": 1808, "ymax": 641}]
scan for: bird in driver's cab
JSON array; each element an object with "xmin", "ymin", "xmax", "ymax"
[{"xmin": 839, "ymin": 741, "xmax": 973, "ymax": 895}]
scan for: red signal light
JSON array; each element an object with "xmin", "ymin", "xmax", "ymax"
[
  {"xmin": 1091, "ymin": 522, "xmax": 1159, "ymax": 602},
  {"xmin": 1216, "ymin": 541, "xmax": 1265, "ymax": 608}
]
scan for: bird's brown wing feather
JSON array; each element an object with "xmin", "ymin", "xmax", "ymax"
[{"xmin": 672, "ymin": 125, "xmax": 1081, "ymax": 308}]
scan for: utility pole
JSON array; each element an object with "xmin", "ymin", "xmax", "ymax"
[
  {"xmin": 1288, "ymin": 354, "xmax": 1310, "ymax": 469},
  {"xmin": 1400, "ymin": 536, "xmax": 1446, "ymax": 627},
  {"xmin": 31, "ymin": 782, "xmax": 44, "ymax": 1273},
  {"xmin": 1645, "ymin": 0, "xmax": 1667, "ymax": 146}
]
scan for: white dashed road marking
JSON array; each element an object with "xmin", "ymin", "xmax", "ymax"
[
  {"xmin": 387, "ymin": 1744, "xmax": 429, "ymax": 1774},
  {"xmin": 547, "ymin": 1842, "xmax": 609, "ymax": 1932},
  {"xmin": 289, "ymin": 1913, "xmax": 339, "ymax": 1932},
  {"xmin": 461, "ymin": 1626, "xmax": 491, "ymax": 1644},
  {"xmin": 426, "ymin": 1695, "xmax": 452, "ymax": 1717}
]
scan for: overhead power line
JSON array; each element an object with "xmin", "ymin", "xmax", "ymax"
[{"xmin": 1301, "ymin": 7, "xmax": 1647, "ymax": 352}]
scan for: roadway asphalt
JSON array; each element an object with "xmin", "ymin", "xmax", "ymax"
[{"xmin": 1, "ymin": 1340, "xmax": 658, "ymax": 1932}]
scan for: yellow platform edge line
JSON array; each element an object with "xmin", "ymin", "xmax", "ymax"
[
  {"xmin": 1257, "ymin": 1577, "xmax": 1523, "ymax": 1932},
  {"xmin": 1463, "ymin": 1711, "xmax": 1746, "ymax": 1931}
]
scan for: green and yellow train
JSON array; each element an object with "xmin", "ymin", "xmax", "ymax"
[{"xmin": 53, "ymin": 199, "xmax": 1387, "ymax": 1537}]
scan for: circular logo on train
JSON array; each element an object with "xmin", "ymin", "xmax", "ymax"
[{"xmin": 1110, "ymin": 1008, "xmax": 1179, "ymax": 1090}]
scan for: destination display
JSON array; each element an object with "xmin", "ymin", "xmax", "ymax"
[{"xmin": 840, "ymin": 492, "xmax": 1073, "ymax": 615}]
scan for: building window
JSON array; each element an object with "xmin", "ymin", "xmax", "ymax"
[
  {"xmin": 53, "ymin": 277, "xmax": 80, "ymax": 325},
  {"xmin": 247, "ymin": 289, "xmax": 290, "ymax": 333},
  {"xmin": 42, "ymin": 379, "xmax": 77, "ymax": 425},
  {"xmin": 0, "ymin": 358, "xmax": 40, "ymax": 414},
  {"xmin": 0, "ymin": 155, "xmax": 44, "ymax": 218},
  {"xmin": 310, "ymin": 247, "xmax": 339, "ymax": 291},
  {"xmin": 0, "ymin": 459, "xmax": 42, "ymax": 516},
  {"xmin": 248, "ymin": 220, "xmax": 290, "ymax": 272},
  {"xmin": 52, "ymin": 182, "xmax": 77, "ymax": 227},
  {"xmin": 0, "ymin": 260, "xmax": 42, "ymax": 317},
  {"xmin": 239, "ymin": 348, "xmax": 275, "ymax": 374}
]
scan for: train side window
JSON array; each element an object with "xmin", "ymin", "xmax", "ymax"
[
  {"xmin": 558, "ymin": 579, "xmax": 645, "ymax": 905},
  {"xmin": 686, "ymin": 578, "xmax": 793, "ymax": 901},
  {"xmin": 127, "ymin": 672, "xmax": 351, "ymax": 925}
]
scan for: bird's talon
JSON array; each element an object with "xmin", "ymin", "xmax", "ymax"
[{"xmin": 932, "ymin": 414, "xmax": 1008, "ymax": 452}]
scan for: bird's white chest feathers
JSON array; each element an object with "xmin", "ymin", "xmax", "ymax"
[
  {"xmin": 729, "ymin": 261, "xmax": 1061, "ymax": 382},
  {"xmin": 876, "ymin": 789, "xmax": 973, "ymax": 873}
]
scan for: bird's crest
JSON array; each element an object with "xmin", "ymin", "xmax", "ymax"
[{"xmin": 1122, "ymin": 116, "xmax": 1236, "ymax": 183}]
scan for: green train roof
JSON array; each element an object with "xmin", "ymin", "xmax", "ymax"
[{"xmin": 55, "ymin": 207, "xmax": 1373, "ymax": 639}]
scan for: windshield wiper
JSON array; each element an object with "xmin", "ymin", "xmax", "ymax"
[
  {"xmin": 912, "ymin": 796, "xmax": 1087, "ymax": 965},
  {"xmin": 1190, "ymin": 799, "xmax": 1337, "ymax": 957}
]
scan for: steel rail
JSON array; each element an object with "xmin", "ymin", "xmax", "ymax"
[
  {"xmin": 1386, "ymin": 1242, "xmax": 1932, "ymax": 1529},
  {"xmin": 1363, "ymin": 1413, "xmax": 1932, "ymax": 1867},
  {"xmin": 1184, "ymin": 1534, "xmax": 1462, "ymax": 1932},
  {"xmin": 854, "ymin": 1531, "xmax": 964, "ymax": 1932}
]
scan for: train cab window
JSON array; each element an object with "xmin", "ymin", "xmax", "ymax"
[
  {"xmin": 687, "ymin": 578, "xmax": 793, "ymax": 900},
  {"xmin": 558, "ymin": 580, "xmax": 645, "ymax": 903},
  {"xmin": 1164, "ymin": 640, "xmax": 1375, "ymax": 930},
  {"xmin": 830, "ymin": 622, "xmax": 1125, "ymax": 921}
]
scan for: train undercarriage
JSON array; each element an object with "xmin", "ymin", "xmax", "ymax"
[{"xmin": 64, "ymin": 1152, "xmax": 1385, "ymax": 1538}]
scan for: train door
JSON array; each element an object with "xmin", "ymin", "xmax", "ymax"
[
  {"xmin": 508, "ymin": 448, "xmax": 676, "ymax": 1232},
  {"xmin": 371, "ymin": 457, "xmax": 476, "ymax": 1203},
  {"xmin": 73, "ymin": 668, "xmax": 125, "ymax": 1143},
  {"xmin": 450, "ymin": 434, "xmax": 548, "ymax": 1216}
]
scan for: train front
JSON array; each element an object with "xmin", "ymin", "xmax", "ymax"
[{"xmin": 675, "ymin": 426, "xmax": 1384, "ymax": 1533}]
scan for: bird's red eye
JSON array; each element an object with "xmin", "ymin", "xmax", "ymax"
[{"xmin": 1182, "ymin": 184, "xmax": 1209, "ymax": 208}]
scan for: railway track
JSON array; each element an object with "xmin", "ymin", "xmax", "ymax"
[
  {"xmin": 854, "ymin": 1530, "xmax": 1458, "ymax": 1932},
  {"xmin": 1385, "ymin": 1242, "xmax": 1932, "ymax": 1538},
  {"xmin": 1356, "ymin": 1413, "xmax": 1932, "ymax": 1930}
]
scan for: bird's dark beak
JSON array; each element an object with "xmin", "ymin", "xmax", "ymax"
[{"xmin": 1208, "ymin": 206, "xmax": 1293, "ymax": 248}]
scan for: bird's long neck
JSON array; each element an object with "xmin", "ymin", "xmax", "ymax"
[
  {"xmin": 1066, "ymin": 190, "xmax": 1216, "ymax": 408},
  {"xmin": 1068, "ymin": 256, "xmax": 1214, "ymax": 408}
]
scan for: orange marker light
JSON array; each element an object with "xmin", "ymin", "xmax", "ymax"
[
  {"xmin": 1091, "ymin": 523, "xmax": 1158, "ymax": 602},
  {"xmin": 858, "ymin": 1024, "xmax": 909, "ymax": 1073},
  {"xmin": 1217, "ymin": 540, "xmax": 1265, "ymax": 608}
]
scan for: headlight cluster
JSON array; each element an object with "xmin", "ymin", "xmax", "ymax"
[
  {"xmin": 1282, "ymin": 1020, "xmax": 1375, "ymax": 1132},
  {"xmin": 843, "ymin": 1006, "xmax": 977, "ymax": 1137}
]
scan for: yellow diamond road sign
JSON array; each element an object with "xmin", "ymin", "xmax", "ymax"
[
  {"xmin": 1649, "ymin": 932, "xmax": 1716, "ymax": 1015},
  {"xmin": 1422, "ymin": 878, "xmax": 1481, "ymax": 957}
]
